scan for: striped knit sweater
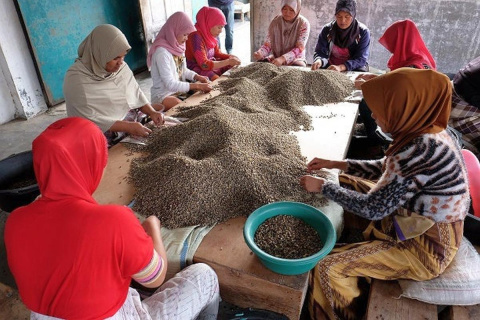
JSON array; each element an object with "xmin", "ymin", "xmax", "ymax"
[{"xmin": 322, "ymin": 130, "xmax": 470, "ymax": 222}]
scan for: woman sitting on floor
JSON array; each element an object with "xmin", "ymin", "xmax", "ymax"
[
  {"xmin": 311, "ymin": 0, "xmax": 370, "ymax": 72},
  {"xmin": 185, "ymin": 6, "xmax": 241, "ymax": 81},
  {"xmin": 5, "ymin": 117, "xmax": 220, "ymax": 320},
  {"xmin": 253, "ymin": 0, "xmax": 310, "ymax": 67},
  {"xmin": 64, "ymin": 24, "xmax": 164, "ymax": 147},
  {"xmin": 300, "ymin": 68, "xmax": 469, "ymax": 320},
  {"xmin": 148, "ymin": 11, "xmax": 213, "ymax": 111}
]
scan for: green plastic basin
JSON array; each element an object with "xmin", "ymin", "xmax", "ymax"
[{"xmin": 243, "ymin": 201, "xmax": 336, "ymax": 275}]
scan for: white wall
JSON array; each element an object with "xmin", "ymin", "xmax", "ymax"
[
  {"xmin": 139, "ymin": 0, "xmax": 193, "ymax": 53},
  {"xmin": 0, "ymin": 0, "xmax": 47, "ymax": 124}
]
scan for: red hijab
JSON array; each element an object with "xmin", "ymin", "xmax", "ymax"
[
  {"xmin": 5, "ymin": 117, "xmax": 153, "ymax": 318},
  {"xmin": 33, "ymin": 117, "xmax": 108, "ymax": 202},
  {"xmin": 379, "ymin": 19, "xmax": 436, "ymax": 71},
  {"xmin": 195, "ymin": 6, "xmax": 226, "ymax": 49}
]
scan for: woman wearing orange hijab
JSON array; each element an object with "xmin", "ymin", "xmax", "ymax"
[
  {"xmin": 300, "ymin": 69, "xmax": 469, "ymax": 319},
  {"xmin": 185, "ymin": 6, "xmax": 241, "ymax": 80}
]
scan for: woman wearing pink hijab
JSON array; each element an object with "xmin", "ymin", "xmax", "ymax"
[
  {"xmin": 186, "ymin": 6, "xmax": 241, "ymax": 81},
  {"xmin": 148, "ymin": 12, "xmax": 213, "ymax": 111}
]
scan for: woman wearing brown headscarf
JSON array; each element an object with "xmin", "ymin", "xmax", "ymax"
[
  {"xmin": 253, "ymin": 0, "xmax": 310, "ymax": 67},
  {"xmin": 300, "ymin": 68, "xmax": 469, "ymax": 319},
  {"xmin": 64, "ymin": 24, "xmax": 164, "ymax": 146}
]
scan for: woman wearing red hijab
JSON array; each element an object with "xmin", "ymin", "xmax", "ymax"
[
  {"xmin": 5, "ymin": 117, "xmax": 220, "ymax": 320},
  {"xmin": 186, "ymin": 6, "xmax": 241, "ymax": 80},
  {"xmin": 354, "ymin": 19, "xmax": 437, "ymax": 153},
  {"xmin": 379, "ymin": 19, "xmax": 436, "ymax": 71}
]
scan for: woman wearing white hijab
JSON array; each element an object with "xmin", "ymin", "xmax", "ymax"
[{"xmin": 64, "ymin": 24, "xmax": 164, "ymax": 146}]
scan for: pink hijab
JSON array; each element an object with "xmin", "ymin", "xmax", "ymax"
[
  {"xmin": 195, "ymin": 6, "xmax": 227, "ymax": 49},
  {"xmin": 147, "ymin": 12, "xmax": 196, "ymax": 68}
]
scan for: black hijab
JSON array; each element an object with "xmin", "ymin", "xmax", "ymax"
[{"xmin": 330, "ymin": 0, "xmax": 360, "ymax": 48}]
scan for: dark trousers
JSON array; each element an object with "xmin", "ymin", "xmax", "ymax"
[
  {"xmin": 358, "ymin": 98, "xmax": 388, "ymax": 146},
  {"xmin": 208, "ymin": 1, "xmax": 234, "ymax": 53}
]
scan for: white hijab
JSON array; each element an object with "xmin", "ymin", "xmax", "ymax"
[{"xmin": 64, "ymin": 24, "xmax": 149, "ymax": 132}]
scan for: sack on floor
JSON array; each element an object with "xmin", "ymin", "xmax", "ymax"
[{"xmin": 398, "ymin": 238, "xmax": 480, "ymax": 305}]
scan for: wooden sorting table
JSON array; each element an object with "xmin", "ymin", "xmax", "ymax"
[{"xmin": 93, "ymin": 73, "xmax": 360, "ymax": 320}]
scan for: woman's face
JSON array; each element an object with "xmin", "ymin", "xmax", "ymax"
[
  {"xmin": 335, "ymin": 11, "xmax": 354, "ymax": 29},
  {"xmin": 371, "ymin": 113, "xmax": 387, "ymax": 133},
  {"xmin": 105, "ymin": 51, "xmax": 127, "ymax": 73},
  {"xmin": 176, "ymin": 33, "xmax": 190, "ymax": 45},
  {"xmin": 281, "ymin": 5, "xmax": 296, "ymax": 22},
  {"xmin": 210, "ymin": 25, "xmax": 224, "ymax": 38}
]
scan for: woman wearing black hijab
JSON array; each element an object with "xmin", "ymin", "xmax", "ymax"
[{"xmin": 311, "ymin": 0, "xmax": 370, "ymax": 72}]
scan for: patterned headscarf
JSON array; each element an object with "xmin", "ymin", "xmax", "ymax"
[
  {"xmin": 195, "ymin": 6, "xmax": 226, "ymax": 49},
  {"xmin": 147, "ymin": 11, "xmax": 196, "ymax": 68},
  {"xmin": 361, "ymin": 68, "xmax": 451, "ymax": 156}
]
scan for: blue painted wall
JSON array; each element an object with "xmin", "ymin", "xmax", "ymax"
[
  {"xmin": 192, "ymin": 0, "xmax": 209, "ymax": 23},
  {"xmin": 16, "ymin": 0, "xmax": 146, "ymax": 106}
]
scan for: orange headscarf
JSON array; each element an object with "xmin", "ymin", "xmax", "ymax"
[{"xmin": 361, "ymin": 68, "xmax": 451, "ymax": 156}]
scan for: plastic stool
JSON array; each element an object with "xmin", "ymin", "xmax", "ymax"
[{"xmin": 462, "ymin": 149, "xmax": 480, "ymax": 217}]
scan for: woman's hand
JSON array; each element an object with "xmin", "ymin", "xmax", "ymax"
[
  {"xmin": 196, "ymin": 82, "xmax": 213, "ymax": 93},
  {"xmin": 142, "ymin": 215, "xmax": 162, "ymax": 238},
  {"xmin": 311, "ymin": 60, "xmax": 322, "ymax": 70},
  {"xmin": 140, "ymin": 216, "xmax": 168, "ymax": 288},
  {"xmin": 272, "ymin": 56, "xmax": 286, "ymax": 66},
  {"xmin": 327, "ymin": 64, "xmax": 346, "ymax": 72},
  {"xmin": 194, "ymin": 74, "xmax": 210, "ymax": 83},
  {"xmin": 300, "ymin": 175, "xmax": 326, "ymax": 193},
  {"xmin": 228, "ymin": 56, "xmax": 241, "ymax": 67},
  {"xmin": 307, "ymin": 158, "xmax": 332, "ymax": 171},
  {"xmin": 253, "ymin": 51, "xmax": 263, "ymax": 61},
  {"xmin": 307, "ymin": 157, "xmax": 347, "ymax": 172},
  {"xmin": 148, "ymin": 111, "xmax": 164, "ymax": 126},
  {"xmin": 354, "ymin": 73, "xmax": 378, "ymax": 89},
  {"xmin": 129, "ymin": 122, "xmax": 152, "ymax": 137}
]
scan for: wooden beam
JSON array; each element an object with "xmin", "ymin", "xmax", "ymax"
[
  {"xmin": 193, "ymin": 216, "xmax": 309, "ymax": 320},
  {"xmin": 366, "ymin": 280, "xmax": 437, "ymax": 320}
]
